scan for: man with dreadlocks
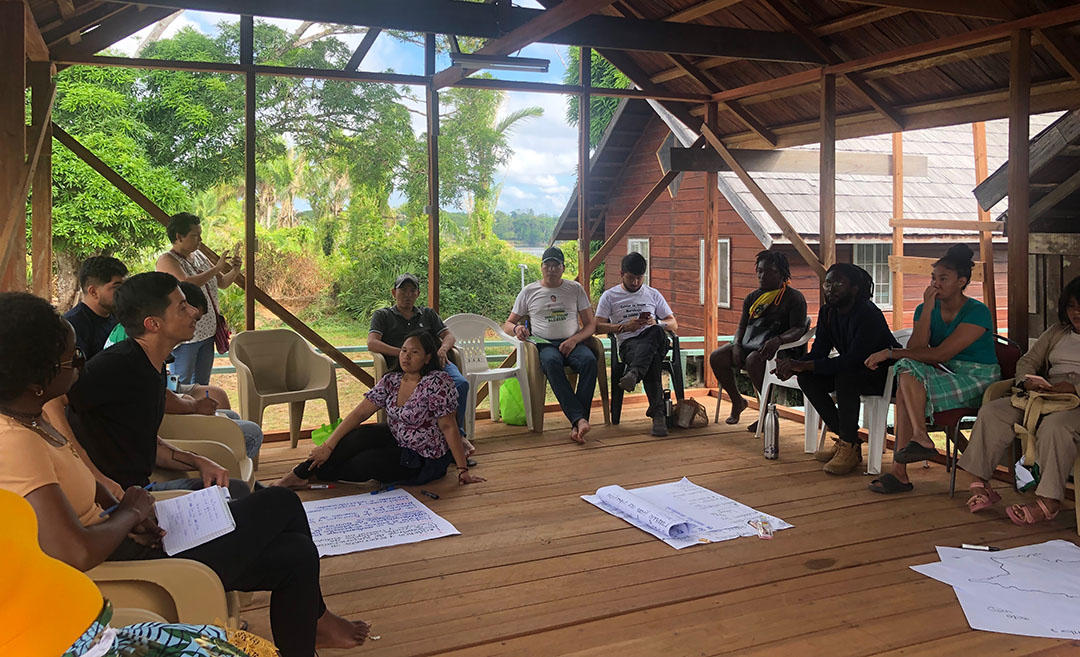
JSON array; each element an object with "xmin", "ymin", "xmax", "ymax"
[{"xmin": 774, "ymin": 263, "xmax": 900, "ymax": 475}]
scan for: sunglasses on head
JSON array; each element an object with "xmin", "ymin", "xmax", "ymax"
[{"xmin": 60, "ymin": 347, "xmax": 86, "ymax": 371}]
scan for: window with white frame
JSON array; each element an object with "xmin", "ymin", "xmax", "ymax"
[
  {"xmin": 853, "ymin": 243, "xmax": 892, "ymax": 308},
  {"xmin": 627, "ymin": 238, "xmax": 650, "ymax": 287},
  {"xmin": 699, "ymin": 238, "xmax": 731, "ymax": 308}
]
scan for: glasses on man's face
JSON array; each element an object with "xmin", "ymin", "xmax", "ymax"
[
  {"xmin": 541, "ymin": 262, "xmax": 563, "ymax": 270},
  {"xmin": 822, "ymin": 280, "xmax": 849, "ymax": 290},
  {"xmin": 60, "ymin": 347, "xmax": 86, "ymax": 371}
]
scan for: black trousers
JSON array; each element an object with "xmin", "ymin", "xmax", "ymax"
[
  {"xmin": 620, "ymin": 326, "xmax": 669, "ymax": 418},
  {"xmin": 109, "ymin": 486, "xmax": 326, "ymax": 657},
  {"xmin": 797, "ymin": 366, "xmax": 889, "ymax": 445},
  {"xmin": 294, "ymin": 423, "xmax": 420, "ymax": 484}
]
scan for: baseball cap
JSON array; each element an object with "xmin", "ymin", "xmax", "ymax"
[
  {"xmin": 541, "ymin": 246, "xmax": 565, "ymax": 265},
  {"xmin": 394, "ymin": 273, "xmax": 420, "ymax": 288}
]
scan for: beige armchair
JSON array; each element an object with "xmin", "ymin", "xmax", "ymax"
[
  {"xmin": 371, "ymin": 347, "xmax": 463, "ymax": 425},
  {"xmin": 154, "ymin": 414, "xmax": 257, "ymax": 487},
  {"xmin": 229, "ymin": 329, "xmax": 340, "ymax": 448},
  {"xmin": 88, "ymin": 558, "xmax": 241, "ymax": 626},
  {"xmin": 521, "ymin": 336, "xmax": 609, "ymax": 433}
]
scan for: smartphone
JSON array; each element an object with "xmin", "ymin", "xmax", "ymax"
[
  {"xmin": 1025, "ymin": 374, "xmax": 1052, "ymax": 389},
  {"xmin": 638, "ymin": 311, "xmax": 652, "ymax": 319}
]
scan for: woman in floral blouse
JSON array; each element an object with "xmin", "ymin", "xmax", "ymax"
[{"xmin": 276, "ymin": 331, "xmax": 485, "ymax": 488}]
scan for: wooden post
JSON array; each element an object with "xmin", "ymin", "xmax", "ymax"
[
  {"xmin": 704, "ymin": 102, "xmax": 720, "ymax": 389},
  {"xmin": 242, "ymin": 15, "xmax": 256, "ymax": 330},
  {"xmin": 30, "ymin": 63, "xmax": 54, "ymax": 299},
  {"xmin": 425, "ymin": 33, "xmax": 440, "ymax": 311},
  {"xmin": 1007, "ymin": 30, "xmax": 1030, "ymax": 347},
  {"xmin": 819, "ymin": 72, "xmax": 836, "ymax": 270},
  {"xmin": 891, "ymin": 132, "xmax": 904, "ymax": 329},
  {"xmin": 972, "ymin": 122, "xmax": 998, "ymax": 331},
  {"xmin": 0, "ymin": 1, "xmax": 25, "ymax": 292},
  {"xmin": 577, "ymin": 47, "xmax": 591, "ymax": 297}
]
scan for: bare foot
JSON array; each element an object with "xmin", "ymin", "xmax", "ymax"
[
  {"xmin": 725, "ymin": 396, "xmax": 748, "ymax": 425},
  {"xmin": 273, "ymin": 471, "xmax": 310, "ymax": 490},
  {"xmin": 316, "ymin": 610, "xmax": 370, "ymax": 649},
  {"xmin": 463, "ymin": 438, "xmax": 476, "ymax": 457},
  {"xmin": 575, "ymin": 419, "xmax": 591, "ymax": 443},
  {"xmin": 569, "ymin": 425, "xmax": 584, "ymax": 444}
]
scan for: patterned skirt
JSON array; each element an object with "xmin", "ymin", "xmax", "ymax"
[{"xmin": 893, "ymin": 358, "xmax": 1000, "ymax": 417}]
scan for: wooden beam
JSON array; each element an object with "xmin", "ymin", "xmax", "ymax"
[
  {"xmin": 889, "ymin": 255, "xmax": 986, "ymax": 281},
  {"xmin": 891, "ymin": 132, "xmax": 904, "ymax": 329},
  {"xmin": 668, "ymin": 147, "xmax": 928, "ymax": 176},
  {"xmin": 30, "ymin": 63, "xmax": 53, "ymax": 299},
  {"xmin": 55, "ymin": 0, "xmax": 75, "ymax": 19},
  {"xmin": 665, "ymin": 52, "xmax": 778, "ymax": 146},
  {"xmin": 888, "ymin": 218, "xmax": 1004, "ymax": 231},
  {"xmin": 577, "ymin": 47, "xmax": 591, "ymax": 297},
  {"xmin": 973, "ymin": 121, "xmax": 997, "ymax": 330},
  {"xmin": 41, "ymin": 4, "xmax": 128, "ymax": 47},
  {"xmin": 137, "ymin": 0, "xmax": 825, "ymax": 63},
  {"xmin": 24, "ymin": 1, "xmax": 49, "ymax": 62},
  {"xmin": 425, "ymin": 34, "xmax": 440, "ymax": 312},
  {"xmin": 1033, "ymin": 27, "xmax": 1080, "ymax": 87},
  {"xmin": 242, "ymin": 15, "xmax": 255, "ymax": 330},
  {"xmin": 700, "ymin": 123, "xmax": 827, "ymax": 280},
  {"xmin": 1007, "ymin": 29, "xmax": 1030, "ymax": 346},
  {"xmin": 53, "ymin": 123, "xmax": 376, "ymax": 386},
  {"xmin": 663, "ymin": 0, "xmax": 743, "ymax": 22},
  {"xmin": 0, "ymin": 0, "xmax": 24, "ymax": 291},
  {"xmin": 345, "ymin": 28, "xmax": 381, "ymax": 72},
  {"xmin": 49, "ymin": 5, "xmax": 176, "ymax": 61},
  {"xmin": 1028, "ymin": 167, "xmax": 1080, "ymax": 224},
  {"xmin": 834, "ymin": 0, "xmax": 1013, "ymax": 20},
  {"xmin": 703, "ymin": 103, "xmax": 719, "ymax": 390},
  {"xmin": 433, "ymin": 0, "xmax": 618, "ymax": 89},
  {"xmin": 813, "ymin": 7, "xmax": 906, "ymax": 36},
  {"xmin": 820, "ymin": 72, "xmax": 836, "ymax": 270}
]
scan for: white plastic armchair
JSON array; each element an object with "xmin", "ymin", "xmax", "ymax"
[
  {"xmin": 154, "ymin": 414, "xmax": 257, "ymax": 488},
  {"xmin": 445, "ymin": 313, "xmax": 534, "ymax": 438},
  {"xmin": 88, "ymin": 558, "xmax": 241, "ymax": 626},
  {"xmin": 748, "ymin": 319, "xmax": 819, "ymax": 452}
]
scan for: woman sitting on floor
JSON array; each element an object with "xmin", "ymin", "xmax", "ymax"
[
  {"xmin": 959, "ymin": 276, "xmax": 1080, "ymax": 525},
  {"xmin": 276, "ymin": 330, "xmax": 486, "ymax": 489},
  {"xmin": 0, "ymin": 292, "xmax": 368, "ymax": 657},
  {"xmin": 863, "ymin": 244, "xmax": 999, "ymax": 494}
]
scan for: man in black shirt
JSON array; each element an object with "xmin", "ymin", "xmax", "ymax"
[
  {"xmin": 368, "ymin": 273, "xmax": 469, "ymax": 440},
  {"xmin": 67, "ymin": 272, "xmax": 249, "ymax": 498},
  {"xmin": 774, "ymin": 264, "xmax": 899, "ymax": 476},
  {"xmin": 63, "ymin": 256, "xmax": 127, "ymax": 360}
]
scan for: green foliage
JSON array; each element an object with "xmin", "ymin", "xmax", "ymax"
[
  {"xmin": 558, "ymin": 239, "xmax": 606, "ymax": 301},
  {"xmin": 563, "ymin": 48, "xmax": 632, "ymax": 149},
  {"xmin": 440, "ymin": 243, "xmax": 540, "ymax": 320},
  {"xmin": 493, "ymin": 209, "xmax": 558, "ymax": 246}
]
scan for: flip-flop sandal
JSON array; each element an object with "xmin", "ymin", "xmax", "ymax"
[
  {"xmin": 868, "ymin": 473, "xmax": 914, "ymax": 494},
  {"xmin": 966, "ymin": 481, "xmax": 1001, "ymax": 513},
  {"xmin": 894, "ymin": 441, "xmax": 939, "ymax": 464},
  {"xmin": 1006, "ymin": 498, "xmax": 1059, "ymax": 525}
]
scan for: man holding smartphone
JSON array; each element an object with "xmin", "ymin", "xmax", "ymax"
[{"xmin": 595, "ymin": 252, "xmax": 679, "ymax": 436}]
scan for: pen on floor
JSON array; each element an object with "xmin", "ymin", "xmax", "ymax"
[
  {"xmin": 370, "ymin": 485, "xmax": 397, "ymax": 495},
  {"xmin": 420, "ymin": 490, "xmax": 439, "ymax": 500},
  {"xmin": 309, "ymin": 484, "xmax": 334, "ymax": 490},
  {"xmin": 961, "ymin": 543, "xmax": 1000, "ymax": 552},
  {"xmin": 99, "ymin": 482, "xmax": 157, "ymax": 517}
]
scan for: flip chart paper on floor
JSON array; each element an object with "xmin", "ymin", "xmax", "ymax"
[
  {"xmin": 583, "ymin": 477, "xmax": 792, "ymax": 549},
  {"xmin": 302, "ymin": 489, "xmax": 459, "ymax": 557}
]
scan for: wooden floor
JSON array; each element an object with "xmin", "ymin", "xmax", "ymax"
[{"xmin": 246, "ymin": 393, "xmax": 1080, "ymax": 657}]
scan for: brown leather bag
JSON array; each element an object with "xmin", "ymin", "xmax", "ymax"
[{"xmin": 673, "ymin": 398, "xmax": 709, "ymax": 429}]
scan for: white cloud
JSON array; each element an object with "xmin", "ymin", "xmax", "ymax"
[{"xmin": 502, "ymin": 186, "xmax": 537, "ymax": 201}]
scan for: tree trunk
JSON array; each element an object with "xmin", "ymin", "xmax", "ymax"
[{"xmin": 55, "ymin": 250, "xmax": 80, "ymax": 312}]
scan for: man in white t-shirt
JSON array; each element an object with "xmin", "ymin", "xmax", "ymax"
[
  {"xmin": 503, "ymin": 247, "xmax": 597, "ymax": 445},
  {"xmin": 595, "ymin": 252, "xmax": 679, "ymax": 436}
]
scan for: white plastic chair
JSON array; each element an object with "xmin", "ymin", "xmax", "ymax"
[
  {"xmin": 748, "ymin": 322, "xmax": 820, "ymax": 453},
  {"xmin": 813, "ymin": 328, "xmax": 913, "ymax": 475},
  {"xmin": 445, "ymin": 314, "xmax": 534, "ymax": 438}
]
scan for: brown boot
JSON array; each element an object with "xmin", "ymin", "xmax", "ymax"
[
  {"xmin": 814, "ymin": 436, "xmax": 862, "ymax": 463},
  {"xmin": 823, "ymin": 440, "xmax": 862, "ymax": 475}
]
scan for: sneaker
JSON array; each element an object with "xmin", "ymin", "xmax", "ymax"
[
  {"xmin": 814, "ymin": 436, "xmax": 862, "ymax": 463},
  {"xmin": 823, "ymin": 440, "xmax": 862, "ymax": 475},
  {"xmin": 650, "ymin": 414, "xmax": 669, "ymax": 437},
  {"xmin": 619, "ymin": 370, "xmax": 640, "ymax": 392}
]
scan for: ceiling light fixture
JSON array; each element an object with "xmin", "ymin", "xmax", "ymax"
[{"xmin": 449, "ymin": 52, "xmax": 550, "ymax": 73}]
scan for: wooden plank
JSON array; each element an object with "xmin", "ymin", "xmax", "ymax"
[
  {"xmin": 974, "ymin": 111, "xmax": 1079, "ymax": 211},
  {"xmin": 578, "ymin": 47, "xmax": 591, "ymax": 297},
  {"xmin": 834, "ymin": 0, "xmax": 1013, "ymax": 20},
  {"xmin": 820, "ymin": 71, "xmax": 836, "ymax": 269},
  {"xmin": 973, "ymin": 122, "xmax": 997, "ymax": 331},
  {"xmin": 663, "ymin": 0, "xmax": 743, "ymax": 22},
  {"xmin": 0, "ymin": 1, "xmax": 25, "ymax": 292},
  {"xmin": 29, "ymin": 62, "xmax": 53, "ymax": 299},
  {"xmin": 1034, "ymin": 27, "xmax": 1080, "ymax": 87},
  {"xmin": 1029, "ymin": 167, "xmax": 1080, "ymax": 224},
  {"xmin": 590, "ymin": 170, "xmax": 681, "ymax": 271},
  {"xmin": 344, "ymin": 28, "xmax": 381, "ymax": 72},
  {"xmin": 700, "ymin": 123, "xmax": 827, "ymax": 281},
  {"xmin": 703, "ymin": 103, "xmax": 719, "ymax": 390},
  {"xmin": 813, "ymin": 6, "xmax": 906, "ymax": 36},
  {"xmin": 889, "ymin": 255, "xmax": 986, "ymax": 282},
  {"xmin": 1008, "ymin": 29, "xmax": 1031, "ymax": 347},
  {"xmin": 892, "ymin": 132, "xmax": 904, "ymax": 329},
  {"xmin": 426, "ymin": 34, "xmax": 440, "ymax": 312},
  {"xmin": 23, "ymin": 1, "xmax": 49, "ymax": 62},
  {"xmin": 242, "ymin": 15, "xmax": 256, "ymax": 330},
  {"xmin": 433, "ymin": 0, "xmax": 618, "ymax": 89},
  {"xmin": 888, "ymin": 219, "xmax": 1004, "ymax": 231},
  {"xmin": 668, "ymin": 146, "xmax": 927, "ymax": 176}
]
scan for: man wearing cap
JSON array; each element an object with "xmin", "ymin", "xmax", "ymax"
[
  {"xmin": 595, "ymin": 252, "xmax": 679, "ymax": 437},
  {"xmin": 503, "ymin": 247, "xmax": 598, "ymax": 444},
  {"xmin": 368, "ymin": 273, "xmax": 471, "ymax": 448}
]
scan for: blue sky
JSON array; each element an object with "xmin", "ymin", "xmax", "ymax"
[{"xmin": 115, "ymin": 8, "xmax": 580, "ymax": 216}]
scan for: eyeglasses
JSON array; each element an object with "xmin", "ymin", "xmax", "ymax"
[{"xmin": 60, "ymin": 348, "xmax": 85, "ymax": 371}]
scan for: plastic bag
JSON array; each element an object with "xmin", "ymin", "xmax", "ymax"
[
  {"xmin": 311, "ymin": 418, "xmax": 343, "ymax": 446},
  {"xmin": 500, "ymin": 378, "xmax": 527, "ymax": 426}
]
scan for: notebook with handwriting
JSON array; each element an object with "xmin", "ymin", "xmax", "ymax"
[{"xmin": 156, "ymin": 486, "xmax": 236, "ymax": 555}]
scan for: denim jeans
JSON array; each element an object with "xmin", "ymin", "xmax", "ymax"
[
  {"xmin": 218, "ymin": 408, "xmax": 264, "ymax": 460},
  {"xmin": 536, "ymin": 338, "xmax": 597, "ymax": 426},
  {"xmin": 171, "ymin": 336, "xmax": 215, "ymax": 385},
  {"xmin": 443, "ymin": 361, "xmax": 469, "ymax": 437}
]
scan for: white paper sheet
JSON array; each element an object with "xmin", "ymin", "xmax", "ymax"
[
  {"xmin": 583, "ymin": 477, "xmax": 792, "ymax": 549},
  {"xmin": 302, "ymin": 489, "xmax": 459, "ymax": 557},
  {"xmin": 911, "ymin": 540, "xmax": 1080, "ymax": 639},
  {"xmin": 156, "ymin": 485, "xmax": 236, "ymax": 556}
]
